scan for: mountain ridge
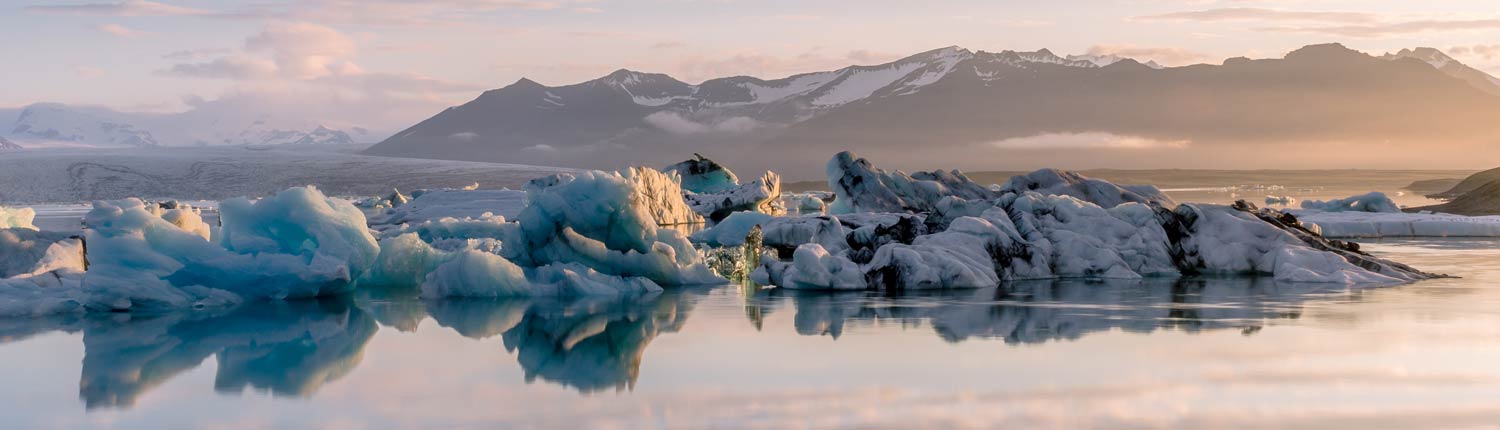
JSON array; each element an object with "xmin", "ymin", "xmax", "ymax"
[{"xmin": 364, "ymin": 43, "xmax": 1500, "ymax": 177}]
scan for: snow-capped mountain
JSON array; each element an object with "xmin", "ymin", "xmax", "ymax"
[
  {"xmin": 222, "ymin": 122, "xmax": 357, "ymax": 146},
  {"xmin": 1382, "ymin": 47, "xmax": 1500, "ymax": 96},
  {"xmin": 10, "ymin": 103, "xmax": 159, "ymax": 147},
  {"xmin": 366, "ymin": 43, "xmax": 1500, "ymax": 176},
  {"xmin": 0, "ymin": 104, "xmax": 367, "ymax": 148},
  {"xmin": 0, "ymin": 136, "xmax": 20, "ymax": 151},
  {"xmin": 1066, "ymin": 53, "xmax": 1164, "ymax": 69}
]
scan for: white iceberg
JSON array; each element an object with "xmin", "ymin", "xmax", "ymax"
[
  {"xmin": 997, "ymin": 168, "xmax": 1176, "ymax": 208},
  {"xmin": 683, "ymin": 170, "xmax": 783, "ymax": 221},
  {"xmin": 1300, "ymin": 192, "xmax": 1400, "ymax": 213},
  {"xmin": 749, "ymin": 153, "xmax": 1437, "ymax": 290},
  {"xmin": 1293, "ymin": 210, "xmax": 1500, "ymax": 238},
  {"xmin": 662, "ymin": 153, "xmax": 740, "ymax": 194},
  {"xmin": 0, "ymin": 206, "xmax": 37, "ymax": 230},
  {"xmin": 827, "ymin": 151, "xmax": 996, "ymax": 214}
]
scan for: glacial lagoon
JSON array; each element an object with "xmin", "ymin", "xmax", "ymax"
[{"xmin": 2, "ymin": 238, "xmax": 1498, "ymax": 429}]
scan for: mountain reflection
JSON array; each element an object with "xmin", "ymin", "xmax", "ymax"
[{"xmin": 0, "ymin": 277, "xmax": 1366, "ymax": 410}]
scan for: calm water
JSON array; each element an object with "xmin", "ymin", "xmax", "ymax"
[{"xmin": 2, "ymin": 238, "xmax": 1498, "ymax": 429}]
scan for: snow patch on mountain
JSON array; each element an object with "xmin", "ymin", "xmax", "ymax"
[{"xmin": 10, "ymin": 104, "xmax": 159, "ymax": 147}]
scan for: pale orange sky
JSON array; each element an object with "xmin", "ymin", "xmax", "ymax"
[{"xmin": 6, "ymin": 0, "xmax": 1500, "ymax": 129}]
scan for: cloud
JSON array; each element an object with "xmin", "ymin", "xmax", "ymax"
[
  {"xmin": 165, "ymin": 55, "xmax": 279, "ymax": 80},
  {"xmin": 770, "ymin": 14, "xmax": 821, "ymax": 22},
  {"xmin": 572, "ymin": 7, "xmax": 602, "ymax": 13},
  {"xmin": 1449, "ymin": 45, "xmax": 1500, "ymax": 60},
  {"xmin": 27, "ymin": 0, "xmax": 206, "ymax": 16},
  {"xmin": 73, "ymin": 66, "xmax": 105, "ymax": 78},
  {"xmin": 96, "ymin": 23, "xmax": 151, "ymax": 38},
  {"xmin": 987, "ymin": 132, "xmax": 1189, "ymax": 150},
  {"xmin": 1259, "ymin": 19, "xmax": 1500, "ymax": 38},
  {"xmin": 644, "ymin": 112, "xmax": 760, "ymax": 135},
  {"xmin": 27, "ymin": 0, "xmax": 271, "ymax": 19},
  {"xmin": 1133, "ymin": 8, "xmax": 1376, "ymax": 24},
  {"xmin": 1085, "ymin": 45, "xmax": 1211, "ymax": 66},
  {"xmin": 672, "ymin": 48, "xmax": 902, "ymax": 83},
  {"xmin": 245, "ymin": 22, "xmax": 357, "ymax": 79},
  {"xmin": 449, "ymin": 132, "xmax": 480, "ymax": 141},
  {"xmin": 162, "ymin": 48, "xmax": 235, "ymax": 61}
]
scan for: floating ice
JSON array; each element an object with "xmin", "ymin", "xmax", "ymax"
[
  {"xmin": 783, "ymin": 192, "xmax": 829, "ymax": 213},
  {"xmin": 663, "ymin": 153, "xmax": 740, "ymax": 194},
  {"xmin": 827, "ymin": 151, "xmax": 996, "ymax": 214},
  {"xmin": 1300, "ymin": 192, "xmax": 1400, "ymax": 213},
  {"xmin": 1294, "ymin": 211, "xmax": 1500, "ymax": 238},
  {"xmin": 749, "ymin": 153, "xmax": 1437, "ymax": 290},
  {"xmin": 369, "ymin": 189, "xmax": 527, "ymax": 227},
  {"xmin": 0, "ymin": 206, "xmax": 37, "ymax": 230},
  {"xmin": 690, "ymin": 211, "xmax": 774, "ymax": 247},
  {"xmin": 683, "ymin": 170, "xmax": 782, "ymax": 221},
  {"xmin": 363, "ymin": 167, "xmax": 719, "ymax": 299},
  {"xmin": 997, "ymin": 168, "xmax": 1176, "ymax": 208}
]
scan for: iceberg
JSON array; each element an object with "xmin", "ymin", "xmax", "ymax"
[
  {"xmin": 749, "ymin": 153, "xmax": 1438, "ymax": 290},
  {"xmin": 997, "ymin": 168, "xmax": 1176, "ymax": 208},
  {"xmin": 662, "ymin": 153, "xmax": 740, "ymax": 194},
  {"xmin": 827, "ymin": 151, "xmax": 996, "ymax": 214},
  {"xmin": 683, "ymin": 170, "xmax": 783, "ymax": 221},
  {"xmin": 1300, "ymin": 192, "xmax": 1400, "ymax": 213},
  {"xmin": 0, "ymin": 206, "xmax": 37, "ymax": 230},
  {"xmin": 81, "ymin": 186, "xmax": 380, "ymax": 312},
  {"xmin": 1293, "ymin": 211, "xmax": 1500, "ymax": 238},
  {"xmin": 368, "ymin": 189, "xmax": 527, "ymax": 228},
  {"xmin": 362, "ymin": 167, "xmax": 720, "ymax": 299}
]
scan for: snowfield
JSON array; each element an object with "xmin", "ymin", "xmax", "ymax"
[
  {"xmin": 0, "ymin": 151, "xmax": 1452, "ymax": 317},
  {"xmin": 0, "ymin": 146, "xmax": 575, "ymax": 204}
]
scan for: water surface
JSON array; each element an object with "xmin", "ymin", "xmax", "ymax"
[{"xmin": 2, "ymin": 239, "xmax": 1498, "ymax": 429}]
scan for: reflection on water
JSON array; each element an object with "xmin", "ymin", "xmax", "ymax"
[
  {"xmin": 76, "ymin": 299, "xmax": 373, "ymax": 408},
  {"xmin": 750, "ymin": 277, "xmax": 1352, "ymax": 343},
  {"xmin": 0, "ymin": 275, "xmax": 1368, "ymax": 410}
]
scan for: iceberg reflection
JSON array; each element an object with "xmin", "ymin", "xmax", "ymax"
[
  {"xmin": 77, "ymin": 297, "xmax": 377, "ymax": 409},
  {"xmin": 752, "ymin": 277, "xmax": 1356, "ymax": 343},
  {"xmin": 0, "ymin": 277, "xmax": 1369, "ymax": 410}
]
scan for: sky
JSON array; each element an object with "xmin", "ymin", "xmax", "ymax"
[{"xmin": 6, "ymin": 0, "xmax": 1500, "ymax": 130}]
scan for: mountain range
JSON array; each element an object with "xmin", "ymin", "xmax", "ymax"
[
  {"xmin": 0, "ymin": 103, "xmax": 370, "ymax": 149},
  {"xmin": 365, "ymin": 43, "xmax": 1500, "ymax": 178}
]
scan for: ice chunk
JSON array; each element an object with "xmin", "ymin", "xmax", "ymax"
[
  {"xmin": 71, "ymin": 186, "xmax": 379, "ymax": 313},
  {"xmin": 998, "ymin": 168, "xmax": 1176, "ymax": 208},
  {"xmin": 370, "ymin": 189, "xmax": 527, "ymax": 227},
  {"xmin": 0, "ymin": 229, "xmax": 84, "ymax": 278},
  {"xmin": 826, "ymin": 151, "xmax": 997, "ymax": 214},
  {"xmin": 1163, "ymin": 202, "xmax": 1422, "ymax": 284},
  {"xmin": 773, "ymin": 244, "xmax": 865, "ymax": 290},
  {"xmin": 684, "ymin": 170, "xmax": 782, "ymax": 221},
  {"xmin": 863, "ymin": 217, "xmax": 1007, "ymax": 288},
  {"xmin": 690, "ymin": 211, "xmax": 774, "ymax": 247},
  {"xmin": 783, "ymin": 192, "xmax": 829, "ymax": 213},
  {"xmin": 0, "ymin": 206, "xmax": 37, "ymax": 230},
  {"xmin": 1300, "ymin": 192, "xmax": 1400, "ymax": 213},
  {"xmin": 1293, "ymin": 210, "xmax": 1500, "ymax": 238},
  {"xmin": 662, "ymin": 153, "xmax": 740, "ymax": 194},
  {"xmin": 625, "ymin": 167, "xmax": 705, "ymax": 226},
  {"xmin": 419, "ymin": 250, "xmax": 530, "ymax": 299}
]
